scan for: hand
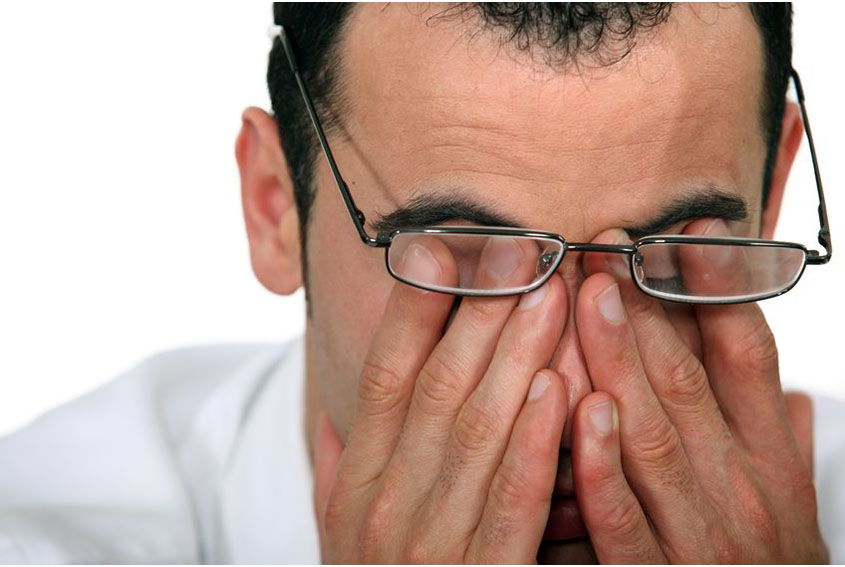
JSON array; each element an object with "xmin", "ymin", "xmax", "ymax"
[
  {"xmin": 570, "ymin": 218, "xmax": 828, "ymax": 563},
  {"xmin": 312, "ymin": 236, "xmax": 571, "ymax": 563}
]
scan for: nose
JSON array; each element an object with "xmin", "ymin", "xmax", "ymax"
[{"xmin": 548, "ymin": 254, "xmax": 593, "ymax": 448}]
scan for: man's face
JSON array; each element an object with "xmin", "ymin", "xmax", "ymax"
[{"xmin": 305, "ymin": 3, "xmax": 768, "ymax": 445}]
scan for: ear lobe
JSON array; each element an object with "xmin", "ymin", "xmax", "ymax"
[
  {"xmin": 760, "ymin": 101, "xmax": 804, "ymax": 240},
  {"xmin": 236, "ymin": 106, "xmax": 303, "ymax": 295}
]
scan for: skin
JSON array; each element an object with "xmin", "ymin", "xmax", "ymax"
[{"xmin": 235, "ymin": 3, "xmax": 827, "ymax": 563}]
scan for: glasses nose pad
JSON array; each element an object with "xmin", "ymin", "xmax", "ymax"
[
  {"xmin": 633, "ymin": 251, "xmax": 645, "ymax": 281},
  {"xmin": 536, "ymin": 247, "xmax": 560, "ymax": 278}
]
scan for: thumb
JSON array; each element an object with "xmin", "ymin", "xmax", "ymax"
[
  {"xmin": 314, "ymin": 410, "xmax": 344, "ymax": 545},
  {"xmin": 784, "ymin": 391, "xmax": 814, "ymax": 478}
]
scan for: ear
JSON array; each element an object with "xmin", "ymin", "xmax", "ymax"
[
  {"xmin": 235, "ymin": 106, "xmax": 302, "ymax": 295},
  {"xmin": 760, "ymin": 101, "xmax": 804, "ymax": 240}
]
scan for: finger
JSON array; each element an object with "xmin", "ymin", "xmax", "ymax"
[
  {"xmin": 683, "ymin": 218, "xmax": 801, "ymax": 472},
  {"xmin": 390, "ymin": 236, "xmax": 544, "ymax": 486},
  {"xmin": 340, "ymin": 237, "xmax": 458, "ymax": 489},
  {"xmin": 785, "ymin": 391, "xmax": 814, "ymax": 477},
  {"xmin": 581, "ymin": 228, "xmax": 702, "ymax": 360},
  {"xmin": 575, "ymin": 272, "xmax": 710, "ymax": 547},
  {"xmin": 314, "ymin": 411, "xmax": 344, "ymax": 551},
  {"xmin": 571, "ymin": 392, "xmax": 664, "ymax": 564},
  {"xmin": 466, "ymin": 369, "xmax": 568, "ymax": 563},
  {"xmin": 677, "ymin": 218, "xmax": 755, "ymax": 301},
  {"xmin": 583, "ymin": 228, "xmax": 734, "ymax": 479},
  {"xmin": 421, "ymin": 273, "xmax": 568, "ymax": 549}
]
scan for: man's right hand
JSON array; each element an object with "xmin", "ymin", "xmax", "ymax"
[{"xmin": 312, "ymin": 236, "xmax": 569, "ymax": 563}]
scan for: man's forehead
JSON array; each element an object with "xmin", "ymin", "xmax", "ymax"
[{"xmin": 332, "ymin": 3, "xmax": 766, "ymax": 235}]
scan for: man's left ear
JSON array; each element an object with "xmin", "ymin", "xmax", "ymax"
[
  {"xmin": 235, "ymin": 106, "xmax": 303, "ymax": 295},
  {"xmin": 760, "ymin": 101, "xmax": 804, "ymax": 240}
]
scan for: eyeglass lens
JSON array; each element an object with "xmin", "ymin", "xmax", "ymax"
[
  {"xmin": 634, "ymin": 241, "xmax": 807, "ymax": 302},
  {"xmin": 387, "ymin": 232, "xmax": 563, "ymax": 295}
]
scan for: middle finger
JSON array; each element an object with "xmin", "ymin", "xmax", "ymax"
[{"xmin": 574, "ymin": 271, "xmax": 711, "ymax": 552}]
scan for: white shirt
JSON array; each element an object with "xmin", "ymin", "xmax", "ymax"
[{"xmin": 0, "ymin": 337, "xmax": 842, "ymax": 563}]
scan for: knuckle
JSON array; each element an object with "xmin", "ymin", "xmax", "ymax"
[
  {"xmin": 491, "ymin": 459, "xmax": 540, "ymax": 512},
  {"xmin": 732, "ymin": 317, "xmax": 779, "ymax": 375},
  {"xmin": 599, "ymin": 493, "xmax": 645, "ymax": 543},
  {"xmin": 663, "ymin": 345, "xmax": 710, "ymax": 410},
  {"xmin": 747, "ymin": 332, "xmax": 779, "ymax": 375},
  {"xmin": 358, "ymin": 488, "xmax": 398, "ymax": 561},
  {"xmin": 723, "ymin": 467, "xmax": 779, "ymax": 557},
  {"xmin": 707, "ymin": 524, "xmax": 738, "ymax": 564},
  {"xmin": 359, "ymin": 357, "xmax": 405, "ymax": 415},
  {"xmin": 402, "ymin": 535, "xmax": 431, "ymax": 564},
  {"xmin": 415, "ymin": 351, "xmax": 465, "ymax": 412},
  {"xmin": 743, "ymin": 489, "xmax": 778, "ymax": 550},
  {"xmin": 632, "ymin": 416, "xmax": 687, "ymax": 471},
  {"xmin": 453, "ymin": 400, "xmax": 500, "ymax": 454}
]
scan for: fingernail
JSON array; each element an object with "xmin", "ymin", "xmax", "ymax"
[
  {"xmin": 484, "ymin": 237, "xmax": 524, "ymax": 280},
  {"xmin": 401, "ymin": 242, "xmax": 442, "ymax": 285},
  {"xmin": 704, "ymin": 218, "xmax": 729, "ymax": 236},
  {"xmin": 702, "ymin": 219, "xmax": 733, "ymax": 266},
  {"xmin": 608, "ymin": 230, "xmax": 632, "ymax": 279},
  {"xmin": 588, "ymin": 400, "xmax": 614, "ymax": 435},
  {"xmin": 595, "ymin": 283, "xmax": 626, "ymax": 325},
  {"xmin": 519, "ymin": 282, "xmax": 548, "ymax": 310},
  {"xmin": 528, "ymin": 371, "xmax": 551, "ymax": 401},
  {"xmin": 613, "ymin": 229, "xmax": 632, "ymax": 245}
]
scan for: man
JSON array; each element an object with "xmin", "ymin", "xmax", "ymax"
[{"xmin": 0, "ymin": 2, "xmax": 842, "ymax": 564}]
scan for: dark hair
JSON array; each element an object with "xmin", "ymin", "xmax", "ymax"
[{"xmin": 267, "ymin": 2, "xmax": 792, "ymax": 255}]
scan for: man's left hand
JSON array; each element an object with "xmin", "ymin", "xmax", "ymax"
[{"xmin": 570, "ymin": 219, "xmax": 828, "ymax": 563}]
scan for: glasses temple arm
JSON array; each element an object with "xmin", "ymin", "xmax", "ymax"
[
  {"xmin": 791, "ymin": 68, "xmax": 832, "ymax": 265},
  {"xmin": 276, "ymin": 25, "xmax": 381, "ymax": 247}
]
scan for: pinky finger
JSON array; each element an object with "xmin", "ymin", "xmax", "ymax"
[{"xmin": 571, "ymin": 392, "xmax": 665, "ymax": 564}]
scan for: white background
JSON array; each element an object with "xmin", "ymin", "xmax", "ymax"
[{"xmin": 0, "ymin": 4, "xmax": 843, "ymax": 436}]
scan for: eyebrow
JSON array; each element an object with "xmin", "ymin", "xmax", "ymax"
[
  {"xmin": 624, "ymin": 186, "xmax": 750, "ymax": 238},
  {"xmin": 370, "ymin": 185, "xmax": 749, "ymax": 239},
  {"xmin": 371, "ymin": 192, "xmax": 520, "ymax": 237}
]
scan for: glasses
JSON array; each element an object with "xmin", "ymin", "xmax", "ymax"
[{"xmin": 273, "ymin": 24, "xmax": 832, "ymax": 304}]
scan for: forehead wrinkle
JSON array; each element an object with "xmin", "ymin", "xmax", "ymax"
[
  {"xmin": 373, "ymin": 51, "xmax": 755, "ymax": 192},
  {"xmin": 336, "ymin": 2, "xmax": 766, "ymax": 239}
]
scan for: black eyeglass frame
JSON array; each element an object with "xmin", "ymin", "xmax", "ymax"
[{"xmin": 274, "ymin": 24, "xmax": 832, "ymax": 304}]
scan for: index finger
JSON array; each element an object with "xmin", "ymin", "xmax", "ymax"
[
  {"xmin": 339, "ymin": 237, "xmax": 458, "ymax": 490},
  {"xmin": 681, "ymin": 218, "xmax": 804, "ymax": 475}
]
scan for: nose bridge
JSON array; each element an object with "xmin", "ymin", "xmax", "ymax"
[
  {"xmin": 556, "ymin": 249, "xmax": 586, "ymax": 290},
  {"xmin": 549, "ymin": 251, "xmax": 594, "ymax": 448}
]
